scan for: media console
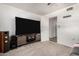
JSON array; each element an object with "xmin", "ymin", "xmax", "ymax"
[{"xmin": 10, "ymin": 33, "xmax": 41, "ymax": 49}]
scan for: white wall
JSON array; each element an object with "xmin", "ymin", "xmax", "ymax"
[
  {"xmin": 49, "ymin": 17, "xmax": 57, "ymax": 38},
  {"xmin": 46, "ymin": 4, "xmax": 79, "ymax": 47},
  {"xmin": 41, "ymin": 16, "xmax": 49, "ymax": 41},
  {"xmin": 0, "ymin": 4, "xmax": 41, "ymax": 37}
]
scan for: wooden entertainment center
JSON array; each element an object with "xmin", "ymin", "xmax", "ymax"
[
  {"xmin": 10, "ymin": 33, "xmax": 41, "ymax": 49},
  {"xmin": 0, "ymin": 31, "xmax": 41, "ymax": 53}
]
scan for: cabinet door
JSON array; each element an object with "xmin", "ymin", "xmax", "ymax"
[{"xmin": 0, "ymin": 33, "xmax": 3, "ymax": 52}]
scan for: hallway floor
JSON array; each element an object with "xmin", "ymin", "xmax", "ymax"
[{"xmin": 50, "ymin": 37, "xmax": 57, "ymax": 42}]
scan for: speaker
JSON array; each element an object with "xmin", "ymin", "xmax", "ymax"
[
  {"xmin": 10, "ymin": 36, "xmax": 17, "ymax": 49},
  {"xmin": 0, "ymin": 31, "xmax": 9, "ymax": 53}
]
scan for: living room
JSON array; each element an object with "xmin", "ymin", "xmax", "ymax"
[{"xmin": 0, "ymin": 3, "xmax": 79, "ymax": 56}]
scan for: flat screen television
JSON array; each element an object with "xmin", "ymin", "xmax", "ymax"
[{"xmin": 15, "ymin": 17, "xmax": 40, "ymax": 35}]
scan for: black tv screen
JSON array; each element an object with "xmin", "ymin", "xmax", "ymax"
[{"xmin": 15, "ymin": 17, "xmax": 40, "ymax": 35}]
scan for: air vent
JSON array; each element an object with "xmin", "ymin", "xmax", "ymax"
[
  {"xmin": 67, "ymin": 7, "xmax": 73, "ymax": 11},
  {"xmin": 63, "ymin": 15, "xmax": 71, "ymax": 18}
]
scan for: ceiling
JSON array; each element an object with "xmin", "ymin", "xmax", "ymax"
[{"xmin": 4, "ymin": 3, "xmax": 75, "ymax": 15}]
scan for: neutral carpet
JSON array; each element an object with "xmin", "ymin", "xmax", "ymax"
[{"xmin": 0, "ymin": 41, "xmax": 72, "ymax": 56}]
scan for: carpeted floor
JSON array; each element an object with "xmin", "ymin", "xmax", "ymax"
[{"xmin": 0, "ymin": 41, "xmax": 72, "ymax": 56}]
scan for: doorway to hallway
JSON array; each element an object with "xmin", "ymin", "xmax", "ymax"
[{"xmin": 49, "ymin": 16, "xmax": 57, "ymax": 42}]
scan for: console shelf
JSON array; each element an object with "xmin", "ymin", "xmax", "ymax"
[{"xmin": 10, "ymin": 33, "xmax": 41, "ymax": 49}]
